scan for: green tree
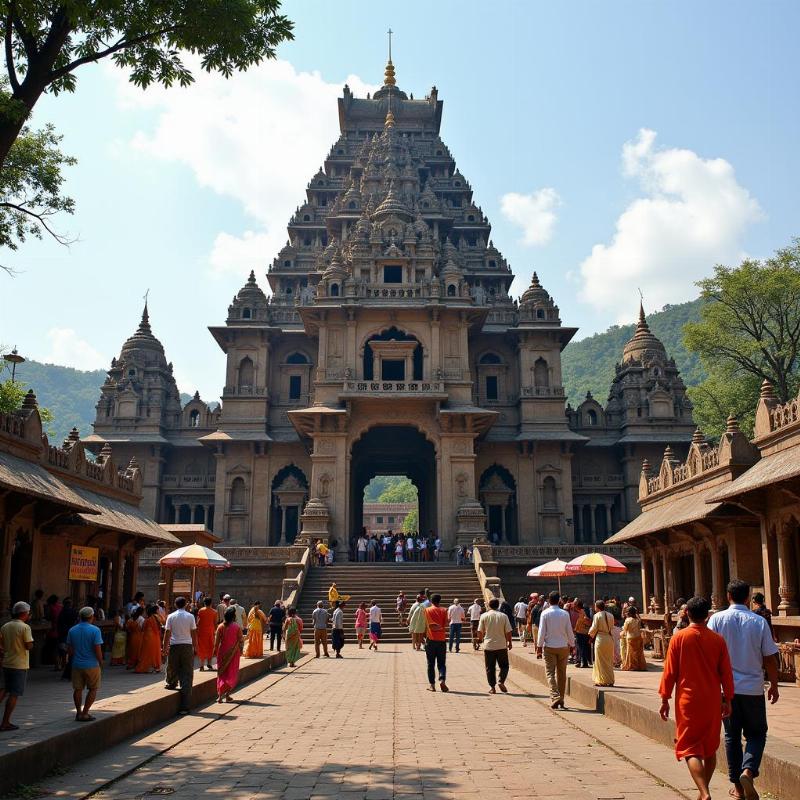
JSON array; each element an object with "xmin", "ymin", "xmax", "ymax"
[
  {"xmin": 0, "ymin": 122, "xmax": 75, "ymax": 265},
  {"xmin": 0, "ymin": 1, "xmax": 294, "ymax": 169},
  {"xmin": 402, "ymin": 508, "xmax": 418, "ymax": 533},
  {"xmin": 684, "ymin": 241, "xmax": 800, "ymax": 434},
  {"xmin": 377, "ymin": 477, "xmax": 418, "ymax": 503}
]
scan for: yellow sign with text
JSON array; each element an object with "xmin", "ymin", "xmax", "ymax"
[{"xmin": 69, "ymin": 545, "xmax": 99, "ymax": 582}]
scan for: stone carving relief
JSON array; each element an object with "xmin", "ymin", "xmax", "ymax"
[
  {"xmin": 318, "ymin": 472, "xmax": 332, "ymax": 498},
  {"xmin": 455, "ymin": 472, "xmax": 469, "ymax": 497}
]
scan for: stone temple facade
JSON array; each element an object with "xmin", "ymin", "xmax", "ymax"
[{"xmin": 85, "ymin": 59, "xmax": 696, "ymax": 556}]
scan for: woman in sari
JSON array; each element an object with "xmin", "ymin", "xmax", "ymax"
[
  {"xmin": 621, "ymin": 606, "xmax": 647, "ymax": 671},
  {"xmin": 135, "ymin": 605, "xmax": 163, "ymax": 673},
  {"xmin": 197, "ymin": 597, "xmax": 217, "ymax": 670},
  {"xmin": 355, "ymin": 601, "xmax": 368, "ymax": 649},
  {"xmin": 125, "ymin": 607, "xmax": 144, "ymax": 670},
  {"xmin": 110, "ymin": 608, "xmax": 127, "ymax": 666},
  {"xmin": 282, "ymin": 607, "xmax": 303, "ymax": 667},
  {"xmin": 244, "ymin": 601, "xmax": 268, "ymax": 658},
  {"xmin": 588, "ymin": 600, "xmax": 616, "ymax": 686},
  {"xmin": 214, "ymin": 607, "xmax": 243, "ymax": 702}
]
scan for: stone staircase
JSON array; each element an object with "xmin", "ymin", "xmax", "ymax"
[{"xmin": 295, "ymin": 563, "xmax": 484, "ymax": 643}]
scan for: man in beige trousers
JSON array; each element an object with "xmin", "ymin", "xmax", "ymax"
[{"xmin": 537, "ymin": 591, "xmax": 575, "ymax": 709}]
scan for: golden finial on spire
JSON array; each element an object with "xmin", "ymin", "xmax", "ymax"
[
  {"xmin": 384, "ymin": 27, "xmax": 396, "ymax": 86},
  {"xmin": 384, "ymin": 108, "xmax": 395, "ymax": 128}
]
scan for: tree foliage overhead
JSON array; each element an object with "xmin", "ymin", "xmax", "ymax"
[
  {"xmin": 0, "ymin": 1, "xmax": 294, "ymax": 168},
  {"xmin": 363, "ymin": 475, "xmax": 419, "ymax": 504},
  {"xmin": 0, "ymin": 122, "xmax": 75, "ymax": 262},
  {"xmin": 683, "ymin": 240, "xmax": 800, "ymax": 437}
]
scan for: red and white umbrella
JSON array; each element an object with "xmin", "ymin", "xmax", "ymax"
[
  {"xmin": 564, "ymin": 552, "xmax": 628, "ymax": 598},
  {"xmin": 527, "ymin": 558, "xmax": 570, "ymax": 592},
  {"xmin": 159, "ymin": 543, "xmax": 230, "ymax": 602}
]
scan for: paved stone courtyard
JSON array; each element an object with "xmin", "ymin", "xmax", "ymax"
[{"xmin": 77, "ymin": 647, "xmax": 702, "ymax": 800}]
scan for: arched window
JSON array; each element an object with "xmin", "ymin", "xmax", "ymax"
[
  {"xmin": 242, "ymin": 307, "xmax": 251, "ymax": 319},
  {"xmin": 287, "ymin": 352, "xmax": 309, "ymax": 364},
  {"xmin": 237, "ymin": 357, "xmax": 254, "ymax": 390},
  {"xmin": 534, "ymin": 357, "xmax": 549, "ymax": 388},
  {"xmin": 189, "ymin": 409, "xmax": 200, "ymax": 428},
  {"xmin": 479, "ymin": 353, "xmax": 502, "ymax": 364},
  {"xmin": 447, "ymin": 284, "xmax": 456, "ymax": 297},
  {"xmin": 542, "ymin": 476, "xmax": 558, "ymax": 509},
  {"xmin": 230, "ymin": 477, "xmax": 246, "ymax": 511},
  {"xmin": 330, "ymin": 283, "xmax": 340, "ymax": 297},
  {"xmin": 587, "ymin": 409, "xmax": 598, "ymax": 426},
  {"xmin": 348, "ymin": 201, "xmax": 356, "ymax": 209},
  {"xmin": 127, "ymin": 368, "xmax": 136, "ymax": 378},
  {"xmin": 536, "ymin": 309, "xmax": 545, "ymax": 319}
]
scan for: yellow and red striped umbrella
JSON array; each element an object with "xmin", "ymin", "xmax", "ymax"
[
  {"xmin": 564, "ymin": 552, "xmax": 627, "ymax": 574},
  {"xmin": 527, "ymin": 559, "xmax": 571, "ymax": 592},
  {"xmin": 159, "ymin": 543, "xmax": 230, "ymax": 569}
]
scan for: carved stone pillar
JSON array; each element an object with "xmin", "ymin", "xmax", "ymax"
[
  {"xmin": 662, "ymin": 550, "xmax": 672, "ymax": 612},
  {"xmin": 692, "ymin": 543, "xmax": 704, "ymax": 599},
  {"xmin": 640, "ymin": 551, "xmax": 651, "ymax": 612},
  {"xmin": 589, "ymin": 504, "xmax": 597, "ymax": 541},
  {"xmin": 710, "ymin": 541, "xmax": 724, "ymax": 611},
  {"xmin": 652, "ymin": 551, "xmax": 664, "ymax": 614},
  {"xmin": 777, "ymin": 526, "xmax": 799, "ymax": 616},
  {"xmin": 605, "ymin": 504, "xmax": 613, "ymax": 536}
]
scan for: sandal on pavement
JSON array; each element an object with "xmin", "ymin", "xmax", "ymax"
[
  {"xmin": 498, "ymin": 683, "xmax": 508, "ymax": 693},
  {"xmin": 439, "ymin": 681, "xmax": 449, "ymax": 692},
  {"xmin": 728, "ymin": 790, "xmax": 744, "ymax": 800},
  {"xmin": 739, "ymin": 773, "xmax": 758, "ymax": 800}
]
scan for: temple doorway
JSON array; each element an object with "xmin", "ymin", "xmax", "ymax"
[{"xmin": 349, "ymin": 426, "xmax": 436, "ymax": 560}]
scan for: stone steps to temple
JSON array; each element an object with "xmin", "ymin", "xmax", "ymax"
[{"xmin": 294, "ymin": 564, "xmax": 484, "ymax": 642}]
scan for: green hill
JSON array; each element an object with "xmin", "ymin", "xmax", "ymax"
[{"xmin": 562, "ymin": 298, "xmax": 706, "ymax": 407}]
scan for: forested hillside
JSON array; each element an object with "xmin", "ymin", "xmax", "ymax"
[{"xmin": 561, "ymin": 299, "xmax": 706, "ymax": 406}]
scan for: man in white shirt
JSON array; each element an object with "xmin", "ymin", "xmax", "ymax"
[
  {"xmin": 477, "ymin": 597, "xmax": 513, "ymax": 693},
  {"xmin": 468, "ymin": 598, "xmax": 483, "ymax": 651},
  {"xmin": 356, "ymin": 534, "xmax": 368, "ymax": 562},
  {"xmin": 228, "ymin": 599, "xmax": 246, "ymax": 632},
  {"xmin": 311, "ymin": 601, "xmax": 330, "ymax": 658},
  {"xmin": 216, "ymin": 593, "xmax": 230, "ymax": 623},
  {"xmin": 447, "ymin": 599, "xmax": 465, "ymax": 653},
  {"xmin": 162, "ymin": 597, "xmax": 198, "ymax": 715},
  {"xmin": 330, "ymin": 601, "xmax": 345, "ymax": 658},
  {"xmin": 368, "ymin": 601, "xmax": 382, "ymax": 651},
  {"xmin": 406, "ymin": 536, "xmax": 415, "ymax": 562},
  {"xmin": 537, "ymin": 591, "xmax": 575, "ymax": 709},
  {"xmin": 513, "ymin": 596, "xmax": 528, "ymax": 641},
  {"xmin": 434, "ymin": 537, "xmax": 442, "ymax": 562},
  {"xmin": 708, "ymin": 579, "xmax": 779, "ymax": 800}
]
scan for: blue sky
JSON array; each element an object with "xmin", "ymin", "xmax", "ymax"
[{"xmin": 2, "ymin": 1, "xmax": 798, "ymax": 402}]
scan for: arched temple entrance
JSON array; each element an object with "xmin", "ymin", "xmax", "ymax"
[{"xmin": 349, "ymin": 426, "xmax": 437, "ymax": 559}]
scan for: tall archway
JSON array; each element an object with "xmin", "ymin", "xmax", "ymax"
[
  {"xmin": 349, "ymin": 426, "xmax": 436, "ymax": 559},
  {"xmin": 479, "ymin": 464, "xmax": 518, "ymax": 544}
]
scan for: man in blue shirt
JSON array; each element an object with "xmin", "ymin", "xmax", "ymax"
[
  {"xmin": 66, "ymin": 606, "xmax": 104, "ymax": 722},
  {"xmin": 708, "ymin": 579, "xmax": 779, "ymax": 800}
]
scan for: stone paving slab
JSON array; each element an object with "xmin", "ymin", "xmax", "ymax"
[
  {"xmin": 0, "ymin": 650, "xmax": 288, "ymax": 796},
  {"xmin": 506, "ymin": 645, "xmax": 794, "ymax": 799},
  {"xmin": 31, "ymin": 645, "xmax": 710, "ymax": 800}
]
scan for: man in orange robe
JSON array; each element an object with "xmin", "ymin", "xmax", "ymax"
[
  {"xmin": 197, "ymin": 597, "xmax": 217, "ymax": 671},
  {"xmin": 659, "ymin": 596, "xmax": 735, "ymax": 800}
]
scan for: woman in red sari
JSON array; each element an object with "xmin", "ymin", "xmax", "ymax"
[
  {"xmin": 125, "ymin": 607, "xmax": 144, "ymax": 670},
  {"xmin": 214, "ymin": 607, "xmax": 243, "ymax": 702},
  {"xmin": 135, "ymin": 605, "xmax": 163, "ymax": 673},
  {"xmin": 197, "ymin": 597, "xmax": 217, "ymax": 671},
  {"xmin": 659, "ymin": 596, "xmax": 734, "ymax": 800}
]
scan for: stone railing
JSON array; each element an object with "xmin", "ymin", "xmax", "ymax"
[
  {"xmin": 139, "ymin": 545, "xmax": 304, "ymax": 567},
  {"xmin": 282, "ymin": 544, "xmax": 312, "ymax": 607},
  {"xmin": 491, "ymin": 544, "xmax": 640, "ymax": 563},
  {"xmin": 472, "ymin": 543, "xmax": 504, "ymax": 602},
  {"xmin": 162, "ymin": 474, "xmax": 216, "ymax": 489},
  {"xmin": 771, "ymin": 396, "xmax": 800, "ymax": 432},
  {"xmin": 222, "ymin": 385, "xmax": 268, "ymax": 397},
  {"xmin": 341, "ymin": 380, "xmax": 445, "ymax": 395},
  {"xmin": 520, "ymin": 385, "xmax": 565, "ymax": 398},
  {"xmin": 573, "ymin": 474, "xmax": 624, "ymax": 488}
]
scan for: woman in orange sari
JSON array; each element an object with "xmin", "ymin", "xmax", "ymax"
[
  {"xmin": 125, "ymin": 607, "xmax": 144, "ymax": 670},
  {"xmin": 135, "ymin": 605, "xmax": 163, "ymax": 673},
  {"xmin": 197, "ymin": 597, "xmax": 217, "ymax": 670},
  {"xmin": 244, "ymin": 601, "xmax": 268, "ymax": 658}
]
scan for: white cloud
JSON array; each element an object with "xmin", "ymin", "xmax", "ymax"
[
  {"xmin": 112, "ymin": 59, "xmax": 376, "ymax": 279},
  {"xmin": 43, "ymin": 328, "xmax": 107, "ymax": 371},
  {"xmin": 500, "ymin": 188, "xmax": 561, "ymax": 246},
  {"xmin": 579, "ymin": 128, "xmax": 763, "ymax": 321}
]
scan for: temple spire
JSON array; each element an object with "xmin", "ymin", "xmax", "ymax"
[
  {"xmin": 137, "ymin": 300, "xmax": 152, "ymax": 335},
  {"xmin": 384, "ymin": 27, "xmax": 396, "ymax": 87}
]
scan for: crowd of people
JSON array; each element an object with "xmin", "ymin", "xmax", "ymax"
[
  {"xmin": 0, "ymin": 577, "xmax": 789, "ymax": 800},
  {"xmin": 310, "ymin": 532, "xmax": 480, "ymax": 565},
  {"xmin": 0, "ymin": 589, "xmax": 296, "ymax": 730}
]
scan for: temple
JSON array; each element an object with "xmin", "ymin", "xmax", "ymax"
[{"xmin": 85, "ymin": 57, "xmax": 696, "ymax": 581}]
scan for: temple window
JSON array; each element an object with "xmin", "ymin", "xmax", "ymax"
[
  {"xmin": 485, "ymin": 375, "xmax": 498, "ymax": 401},
  {"xmin": 289, "ymin": 375, "xmax": 302, "ymax": 400},
  {"xmin": 303, "ymin": 214, "xmax": 311, "ymax": 221},
  {"xmin": 287, "ymin": 352, "xmax": 309, "ymax": 364},
  {"xmin": 468, "ymin": 215, "xmax": 475, "ymax": 222},
  {"xmin": 189, "ymin": 409, "xmax": 200, "ymax": 428},
  {"xmin": 230, "ymin": 477, "xmax": 246, "ymax": 511},
  {"xmin": 447, "ymin": 284, "xmax": 456, "ymax": 297},
  {"xmin": 284, "ymin": 260, "xmax": 291, "ymax": 267},
  {"xmin": 237, "ymin": 356, "xmax": 254, "ymax": 390},
  {"xmin": 543, "ymin": 476, "xmax": 558, "ymax": 509},
  {"xmin": 479, "ymin": 353, "xmax": 501, "ymax": 364},
  {"xmin": 331, "ymin": 283, "xmax": 340, "ymax": 296},
  {"xmin": 383, "ymin": 265, "xmax": 402, "ymax": 283},
  {"xmin": 242, "ymin": 308, "xmax": 251, "ymax": 319},
  {"xmin": 488, "ymin": 260, "xmax": 496, "ymax": 268},
  {"xmin": 534, "ymin": 357, "xmax": 549, "ymax": 388},
  {"xmin": 587, "ymin": 409, "xmax": 598, "ymax": 426},
  {"xmin": 536, "ymin": 309, "xmax": 545, "ymax": 319}
]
